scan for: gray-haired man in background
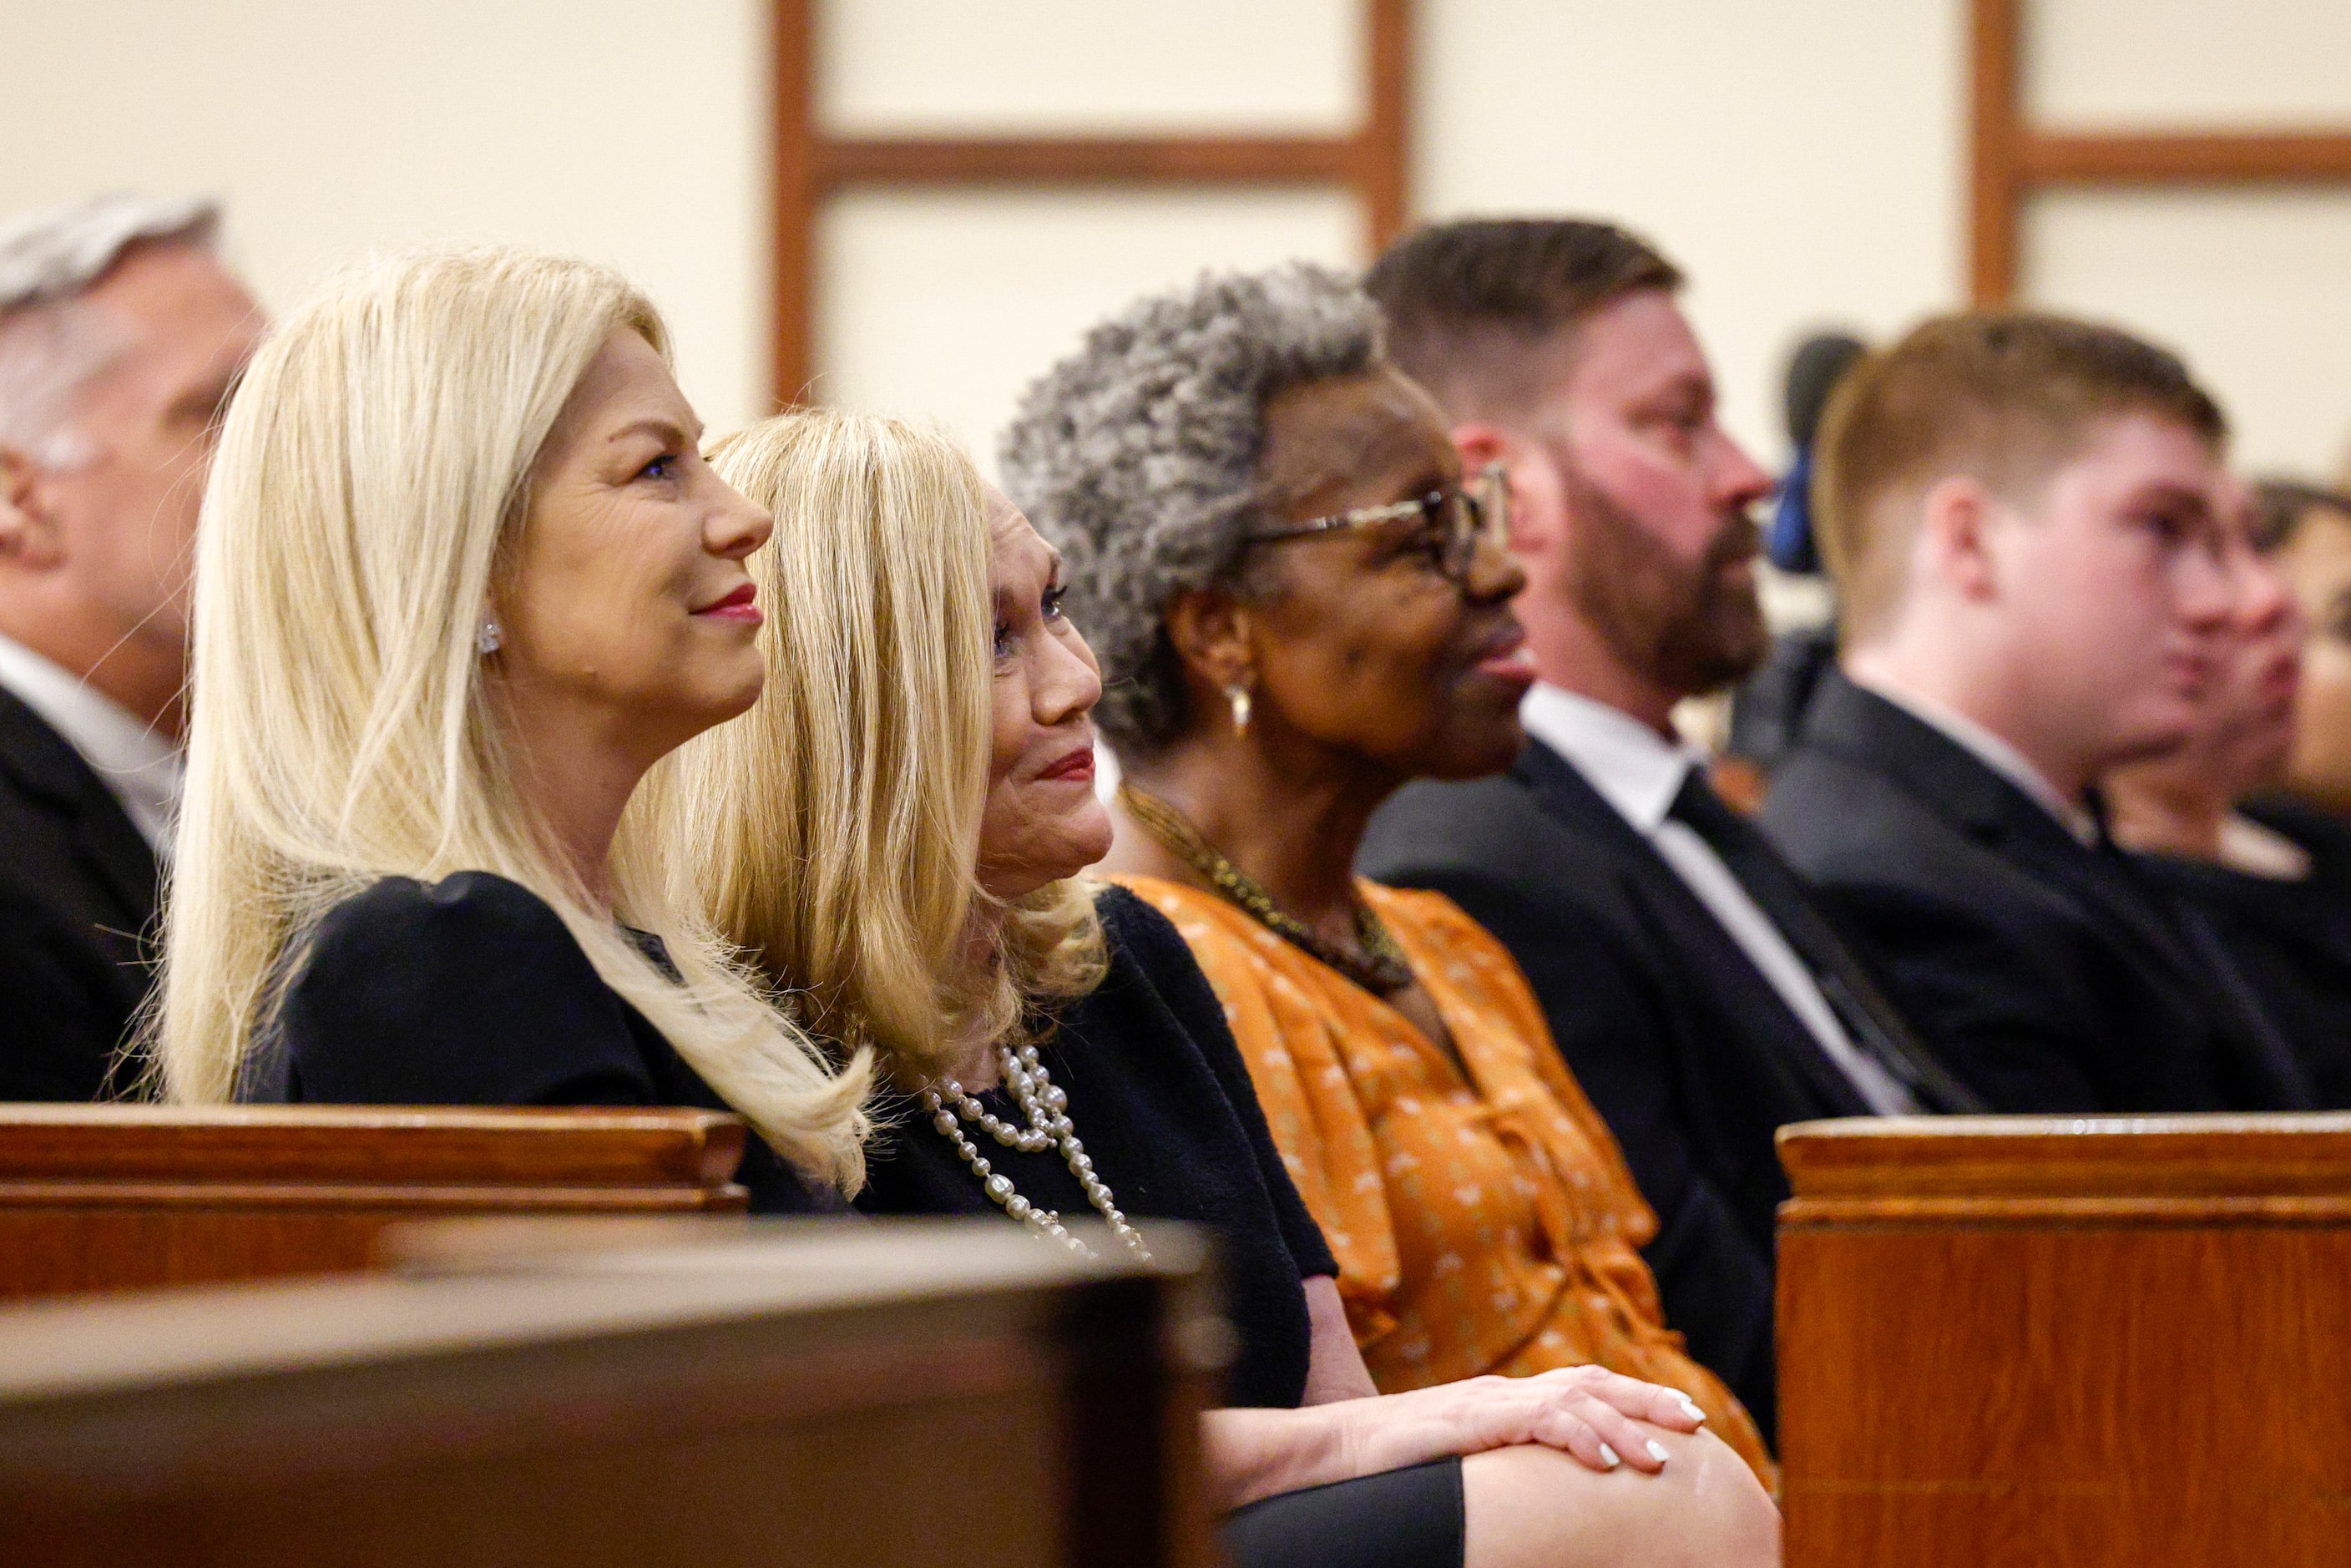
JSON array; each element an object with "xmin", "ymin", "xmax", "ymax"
[{"xmin": 0, "ymin": 194, "xmax": 263, "ymax": 1097}]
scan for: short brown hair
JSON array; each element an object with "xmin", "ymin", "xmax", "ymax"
[
  {"xmin": 1366, "ymin": 218, "xmax": 1681, "ymax": 419},
  {"xmin": 1815, "ymin": 311, "xmax": 2227, "ymax": 640}
]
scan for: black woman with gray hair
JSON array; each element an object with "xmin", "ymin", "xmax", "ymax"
[{"xmin": 1004, "ymin": 265, "xmax": 1777, "ymax": 1494}]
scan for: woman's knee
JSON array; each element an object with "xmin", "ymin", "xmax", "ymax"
[{"xmin": 1460, "ymin": 1430, "xmax": 1780, "ymax": 1568}]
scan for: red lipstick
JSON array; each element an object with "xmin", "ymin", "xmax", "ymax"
[
  {"xmin": 1037, "ymin": 744, "xmax": 1095, "ymax": 783},
  {"xmin": 694, "ymin": 582, "xmax": 761, "ymax": 624}
]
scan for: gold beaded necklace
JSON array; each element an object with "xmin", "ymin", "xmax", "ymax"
[{"xmin": 1118, "ymin": 782, "xmax": 1414, "ymax": 996}]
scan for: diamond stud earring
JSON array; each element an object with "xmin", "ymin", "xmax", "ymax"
[{"xmin": 476, "ymin": 619, "xmax": 503, "ymax": 656}]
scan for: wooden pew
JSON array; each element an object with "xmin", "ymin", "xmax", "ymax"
[
  {"xmin": 0, "ymin": 1221, "xmax": 1217, "ymax": 1568},
  {"xmin": 0, "ymin": 1105, "xmax": 747, "ymax": 1300},
  {"xmin": 1776, "ymin": 1114, "xmax": 2351, "ymax": 1566}
]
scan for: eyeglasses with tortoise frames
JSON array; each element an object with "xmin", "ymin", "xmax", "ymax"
[{"xmin": 1243, "ymin": 461, "xmax": 1510, "ymax": 584}]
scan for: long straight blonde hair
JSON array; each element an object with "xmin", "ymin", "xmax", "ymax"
[
  {"xmin": 149, "ymin": 245, "xmax": 869, "ymax": 1188},
  {"xmin": 665, "ymin": 409, "xmax": 1102, "ymax": 1079}
]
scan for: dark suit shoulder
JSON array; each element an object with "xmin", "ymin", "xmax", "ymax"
[
  {"xmin": 1765, "ymin": 747, "xmax": 2075, "ymax": 923},
  {"xmin": 1363, "ymin": 772, "xmax": 1560, "ymax": 873},
  {"xmin": 0, "ymin": 696, "xmax": 160, "ymax": 1101},
  {"xmin": 1764, "ymin": 748, "xmax": 2120, "ymax": 1110},
  {"xmin": 1365, "ymin": 773, "xmax": 1655, "ymax": 939},
  {"xmin": 256, "ymin": 872, "xmax": 661, "ymax": 1108}
]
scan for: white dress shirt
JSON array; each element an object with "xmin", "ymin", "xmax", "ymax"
[
  {"xmin": 0, "ymin": 632, "xmax": 181, "ymax": 852},
  {"xmin": 1519, "ymin": 682, "xmax": 1919, "ymax": 1115},
  {"xmin": 1848, "ymin": 677, "xmax": 2100, "ymax": 847}
]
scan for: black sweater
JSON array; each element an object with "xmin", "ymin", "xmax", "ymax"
[
  {"xmin": 237, "ymin": 870, "xmax": 838, "ymax": 1214},
  {"xmin": 857, "ymin": 885, "xmax": 1337, "ymax": 1409}
]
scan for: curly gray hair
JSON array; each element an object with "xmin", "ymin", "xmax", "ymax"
[{"xmin": 999, "ymin": 262, "xmax": 1383, "ymax": 756}]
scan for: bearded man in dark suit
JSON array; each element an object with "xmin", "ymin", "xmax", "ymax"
[{"xmin": 1357, "ymin": 220, "xmax": 1979, "ymax": 1443}]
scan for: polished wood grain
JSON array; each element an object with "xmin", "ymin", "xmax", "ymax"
[
  {"xmin": 0, "ymin": 1222, "xmax": 1217, "ymax": 1568},
  {"xmin": 0, "ymin": 1105, "xmax": 748, "ymax": 1300},
  {"xmin": 1777, "ymin": 1114, "xmax": 2351, "ymax": 1565},
  {"xmin": 767, "ymin": 0, "xmax": 1415, "ymax": 403}
]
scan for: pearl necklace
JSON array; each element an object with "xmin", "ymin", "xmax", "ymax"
[{"xmin": 920, "ymin": 1039, "xmax": 1151, "ymax": 1263}]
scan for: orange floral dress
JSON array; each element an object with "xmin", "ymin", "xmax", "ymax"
[{"xmin": 1116, "ymin": 873, "xmax": 1774, "ymax": 1485}]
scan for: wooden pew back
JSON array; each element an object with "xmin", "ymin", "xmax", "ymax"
[
  {"xmin": 1777, "ymin": 1114, "xmax": 2351, "ymax": 1567},
  {"xmin": 0, "ymin": 1222, "xmax": 1216, "ymax": 1568},
  {"xmin": 0, "ymin": 1105, "xmax": 747, "ymax": 1300}
]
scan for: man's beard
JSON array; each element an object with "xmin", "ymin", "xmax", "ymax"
[{"xmin": 1556, "ymin": 458, "xmax": 1769, "ymax": 698}]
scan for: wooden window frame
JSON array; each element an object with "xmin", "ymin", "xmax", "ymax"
[
  {"xmin": 770, "ymin": 0, "xmax": 1412, "ymax": 406},
  {"xmin": 1970, "ymin": 0, "xmax": 2351, "ymax": 303}
]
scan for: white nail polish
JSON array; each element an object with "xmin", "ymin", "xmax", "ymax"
[
  {"xmin": 1597, "ymin": 1443, "xmax": 1621, "ymax": 1469},
  {"xmin": 1677, "ymin": 1393, "xmax": 1707, "ymax": 1424},
  {"xmin": 1646, "ymin": 1440, "xmax": 1671, "ymax": 1465}
]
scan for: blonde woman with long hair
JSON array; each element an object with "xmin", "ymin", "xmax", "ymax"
[
  {"xmin": 670, "ymin": 408, "xmax": 1775, "ymax": 1568},
  {"xmin": 149, "ymin": 245, "xmax": 867, "ymax": 1208}
]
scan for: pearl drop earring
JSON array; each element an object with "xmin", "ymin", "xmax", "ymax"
[
  {"xmin": 1226, "ymin": 684, "xmax": 1252, "ymax": 735},
  {"xmin": 476, "ymin": 619, "xmax": 503, "ymax": 656}
]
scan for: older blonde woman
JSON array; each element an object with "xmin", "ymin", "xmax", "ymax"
[
  {"xmin": 669, "ymin": 407, "xmax": 1777, "ymax": 1568},
  {"xmin": 149, "ymin": 245, "xmax": 866, "ymax": 1207}
]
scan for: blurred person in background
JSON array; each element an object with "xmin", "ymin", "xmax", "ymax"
[
  {"xmin": 1720, "ymin": 330, "xmax": 1868, "ymax": 782},
  {"xmin": 1764, "ymin": 312, "xmax": 2318, "ymax": 1116},
  {"xmin": 1004, "ymin": 263, "xmax": 1777, "ymax": 1489},
  {"xmin": 2266, "ymin": 479, "xmax": 2351, "ymax": 842},
  {"xmin": 1357, "ymin": 221, "xmax": 1976, "ymax": 1443},
  {"xmin": 2104, "ymin": 478, "xmax": 2351, "ymax": 1105},
  {"xmin": 0, "ymin": 194, "xmax": 262, "ymax": 1099}
]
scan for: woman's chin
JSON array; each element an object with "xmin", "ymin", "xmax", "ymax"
[{"xmin": 982, "ymin": 804, "xmax": 1115, "ymax": 901}]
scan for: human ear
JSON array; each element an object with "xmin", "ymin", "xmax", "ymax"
[
  {"xmin": 1453, "ymin": 422, "xmax": 1509, "ymax": 474},
  {"xmin": 1164, "ymin": 587, "xmax": 1257, "ymax": 701},
  {"xmin": 0, "ymin": 448, "xmax": 63, "ymax": 569},
  {"xmin": 1919, "ymin": 474, "xmax": 2000, "ymax": 603}
]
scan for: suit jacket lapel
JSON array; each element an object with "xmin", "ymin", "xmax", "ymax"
[
  {"xmin": 1512, "ymin": 740, "xmax": 1880, "ymax": 1119},
  {"xmin": 0, "ymin": 688, "xmax": 161, "ymax": 932},
  {"xmin": 1801, "ymin": 673, "xmax": 2308, "ymax": 1108}
]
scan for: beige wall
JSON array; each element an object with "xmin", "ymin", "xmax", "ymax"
[
  {"xmin": 4, "ymin": 0, "xmax": 2348, "ymax": 476},
  {"xmin": 1, "ymin": 0, "xmax": 772, "ymax": 436}
]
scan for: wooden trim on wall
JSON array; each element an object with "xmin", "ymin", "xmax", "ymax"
[
  {"xmin": 1966, "ymin": 0, "xmax": 2021, "ymax": 305},
  {"xmin": 770, "ymin": 0, "xmax": 1413, "ymax": 407},
  {"xmin": 816, "ymin": 136, "xmax": 1358, "ymax": 187},
  {"xmin": 769, "ymin": 0, "xmax": 819, "ymax": 406},
  {"xmin": 1969, "ymin": 0, "xmax": 2351, "ymax": 305},
  {"xmin": 1356, "ymin": 0, "xmax": 1414, "ymax": 251},
  {"xmin": 2019, "ymin": 131, "xmax": 2351, "ymax": 185}
]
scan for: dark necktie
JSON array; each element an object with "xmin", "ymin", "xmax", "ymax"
[{"xmin": 1666, "ymin": 768, "xmax": 1985, "ymax": 1115}]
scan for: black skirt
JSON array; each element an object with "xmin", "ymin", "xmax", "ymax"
[{"xmin": 1223, "ymin": 1457, "xmax": 1465, "ymax": 1568}]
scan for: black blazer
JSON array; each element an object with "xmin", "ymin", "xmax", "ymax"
[
  {"xmin": 1360, "ymin": 739, "xmax": 1919, "ymax": 1439},
  {"xmin": 1761, "ymin": 671, "xmax": 2312, "ymax": 1115},
  {"xmin": 0, "ymin": 687, "xmax": 159, "ymax": 1100},
  {"xmin": 239, "ymin": 871, "xmax": 839, "ymax": 1213}
]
